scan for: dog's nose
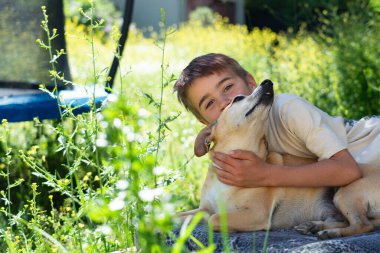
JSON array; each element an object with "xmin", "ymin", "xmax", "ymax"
[
  {"xmin": 259, "ymin": 79, "xmax": 274, "ymax": 104},
  {"xmin": 260, "ymin": 79, "xmax": 273, "ymax": 88},
  {"xmin": 260, "ymin": 80, "xmax": 274, "ymax": 96}
]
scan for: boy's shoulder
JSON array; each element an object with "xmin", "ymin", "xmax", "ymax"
[
  {"xmin": 273, "ymin": 93, "xmax": 305, "ymax": 112},
  {"xmin": 274, "ymin": 93, "xmax": 299, "ymax": 104},
  {"xmin": 272, "ymin": 93, "xmax": 320, "ymax": 121}
]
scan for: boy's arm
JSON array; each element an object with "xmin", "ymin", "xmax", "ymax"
[{"xmin": 212, "ymin": 149, "xmax": 362, "ymax": 187}]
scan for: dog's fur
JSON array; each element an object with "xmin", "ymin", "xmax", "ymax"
[{"xmin": 179, "ymin": 80, "xmax": 380, "ymax": 239}]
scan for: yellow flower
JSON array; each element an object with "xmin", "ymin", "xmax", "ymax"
[
  {"xmin": 31, "ymin": 183, "xmax": 38, "ymax": 191},
  {"xmin": 27, "ymin": 145, "xmax": 39, "ymax": 156}
]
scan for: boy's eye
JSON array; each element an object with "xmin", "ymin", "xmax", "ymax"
[
  {"xmin": 224, "ymin": 84, "xmax": 233, "ymax": 92},
  {"xmin": 205, "ymin": 100, "xmax": 214, "ymax": 109}
]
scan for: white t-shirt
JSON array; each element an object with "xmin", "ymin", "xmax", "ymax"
[{"xmin": 266, "ymin": 94, "xmax": 380, "ymax": 166}]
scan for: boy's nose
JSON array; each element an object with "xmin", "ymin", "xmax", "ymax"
[{"xmin": 220, "ymin": 96, "xmax": 231, "ymax": 111}]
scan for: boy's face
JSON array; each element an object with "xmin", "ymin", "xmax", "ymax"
[{"xmin": 187, "ymin": 69, "xmax": 257, "ymax": 124}]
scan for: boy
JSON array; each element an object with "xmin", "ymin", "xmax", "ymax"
[{"xmin": 174, "ymin": 53, "xmax": 380, "ymax": 188}]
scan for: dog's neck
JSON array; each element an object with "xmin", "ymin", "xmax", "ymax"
[{"xmin": 212, "ymin": 135, "xmax": 268, "ymax": 160}]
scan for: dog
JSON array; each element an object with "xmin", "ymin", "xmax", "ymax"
[{"xmin": 179, "ymin": 79, "xmax": 380, "ymax": 239}]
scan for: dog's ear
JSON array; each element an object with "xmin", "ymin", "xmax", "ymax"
[{"xmin": 194, "ymin": 123, "xmax": 215, "ymax": 157}]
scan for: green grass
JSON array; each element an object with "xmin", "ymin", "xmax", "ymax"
[{"xmin": 0, "ymin": 2, "xmax": 379, "ymax": 252}]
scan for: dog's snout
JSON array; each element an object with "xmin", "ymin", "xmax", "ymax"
[
  {"xmin": 260, "ymin": 79, "xmax": 273, "ymax": 86},
  {"xmin": 232, "ymin": 95, "xmax": 245, "ymax": 104},
  {"xmin": 260, "ymin": 79, "xmax": 273, "ymax": 90},
  {"xmin": 259, "ymin": 79, "xmax": 274, "ymax": 102}
]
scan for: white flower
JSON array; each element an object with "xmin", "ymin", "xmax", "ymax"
[
  {"xmin": 100, "ymin": 121, "xmax": 108, "ymax": 128},
  {"xmin": 123, "ymin": 126, "xmax": 136, "ymax": 142},
  {"xmin": 153, "ymin": 166, "xmax": 166, "ymax": 176},
  {"xmin": 96, "ymin": 138, "xmax": 108, "ymax": 147},
  {"xmin": 96, "ymin": 113, "xmax": 104, "ymax": 121},
  {"xmin": 109, "ymin": 198, "xmax": 125, "ymax": 211},
  {"xmin": 107, "ymin": 94, "xmax": 117, "ymax": 102},
  {"xmin": 113, "ymin": 118, "xmax": 122, "ymax": 128},
  {"xmin": 138, "ymin": 187, "xmax": 164, "ymax": 202},
  {"xmin": 116, "ymin": 180, "xmax": 129, "ymax": 190},
  {"xmin": 138, "ymin": 108, "xmax": 149, "ymax": 118},
  {"xmin": 96, "ymin": 225, "xmax": 112, "ymax": 235},
  {"xmin": 109, "ymin": 191, "xmax": 126, "ymax": 211},
  {"xmin": 137, "ymin": 119, "xmax": 145, "ymax": 127}
]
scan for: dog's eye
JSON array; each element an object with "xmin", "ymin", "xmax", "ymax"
[{"xmin": 232, "ymin": 96, "xmax": 245, "ymax": 104}]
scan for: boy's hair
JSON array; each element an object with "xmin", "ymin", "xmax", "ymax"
[{"xmin": 174, "ymin": 53, "xmax": 248, "ymax": 122}]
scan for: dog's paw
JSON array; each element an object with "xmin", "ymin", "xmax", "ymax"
[
  {"xmin": 295, "ymin": 221, "xmax": 324, "ymax": 235},
  {"xmin": 317, "ymin": 229, "xmax": 342, "ymax": 240}
]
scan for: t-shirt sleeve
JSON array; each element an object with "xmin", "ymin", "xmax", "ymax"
[{"xmin": 279, "ymin": 96, "xmax": 347, "ymax": 160}]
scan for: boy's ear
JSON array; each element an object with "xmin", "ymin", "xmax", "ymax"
[{"xmin": 246, "ymin": 73, "xmax": 257, "ymax": 89}]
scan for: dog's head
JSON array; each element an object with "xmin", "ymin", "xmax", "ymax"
[{"xmin": 195, "ymin": 79, "xmax": 274, "ymax": 159}]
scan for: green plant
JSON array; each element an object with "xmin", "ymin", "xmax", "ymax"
[
  {"xmin": 64, "ymin": 0, "xmax": 120, "ymax": 38},
  {"xmin": 317, "ymin": 0, "xmax": 380, "ymax": 118},
  {"xmin": 189, "ymin": 6, "xmax": 217, "ymax": 27},
  {"xmin": 244, "ymin": 0, "xmax": 348, "ymax": 31}
]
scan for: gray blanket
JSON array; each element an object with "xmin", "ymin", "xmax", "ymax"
[{"xmin": 167, "ymin": 225, "xmax": 380, "ymax": 252}]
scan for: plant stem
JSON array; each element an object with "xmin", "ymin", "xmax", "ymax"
[
  {"xmin": 89, "ymin": 1, "xmax": 103, "ymax": 191},
  {"xmin": 154, "ymin": 9, "xmax": 168, "ymax": 187}
]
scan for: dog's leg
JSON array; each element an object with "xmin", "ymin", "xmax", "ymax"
[
  {"xmin": 370, "ymin": 217, "xmax": 380, "ymax": 227},
  {"xmin": 316, "ymin": 185, "xmax": 375, "ymax": 239},
  {"xmin": 177, "ymin": 208, "xmax": 210, "ymax": 223},
  {"xmin": 316, "ymin": 214, "xmax": 373, "ymax": 240},
  {"xmin": 209, "ymin": 209, "xmax": 270, "ymax": 232},
  {"xmin": 295, "ymin": 218, "xmax": 348, "ymax": 235}
]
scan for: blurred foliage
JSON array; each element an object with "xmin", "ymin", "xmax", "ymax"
[
  {"xmin": 64, "ymin": 0, "xmax": 121, "ymax": 37},
  {"xmin": 189, "ymin": 6, "xmax": 217, "ymax": 26},
  {"xmin": 245, "ymin": 0, "xmax": 349, "ymax": 32},
  {"xmin": 316, "ymin": 0, "xmax": 380, "ymax": 118}
]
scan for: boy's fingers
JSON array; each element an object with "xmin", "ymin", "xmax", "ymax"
[
  {"xmin": 217, "ymin": 177, "xmax": 236, "ymax": 186},
  {"xmin": 213, "ymin": 152, "xmax": 237, "ymax": 168},
  {"xmin": 213, "ymin": 165, "xmax": 234, "ymax": 179},
  {"xmin": 228, "ymin": 149, "xmax": 257, "ymax": 160},
  {"xmin": 212, "ymin": 157, "xmax": 235, "ymax": 173}
]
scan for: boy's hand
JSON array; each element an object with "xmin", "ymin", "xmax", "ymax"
[{"xmin": 211, "ymin": 150, "xmax": 270, "ymax": 187}]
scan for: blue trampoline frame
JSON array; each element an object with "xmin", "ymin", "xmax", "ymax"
[{"xmin": 0, "ymin": 0, "xmax": 134, "ymax": 123}]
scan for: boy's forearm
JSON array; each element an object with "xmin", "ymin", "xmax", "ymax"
[{"xmin": 266, "ymin": 150, "xmax": 362, "ymax": 187}]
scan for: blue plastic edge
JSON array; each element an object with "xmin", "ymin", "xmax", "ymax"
[{"xmin": 0, "ymin": 86, "xmax": 108, "ymax": 122}]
